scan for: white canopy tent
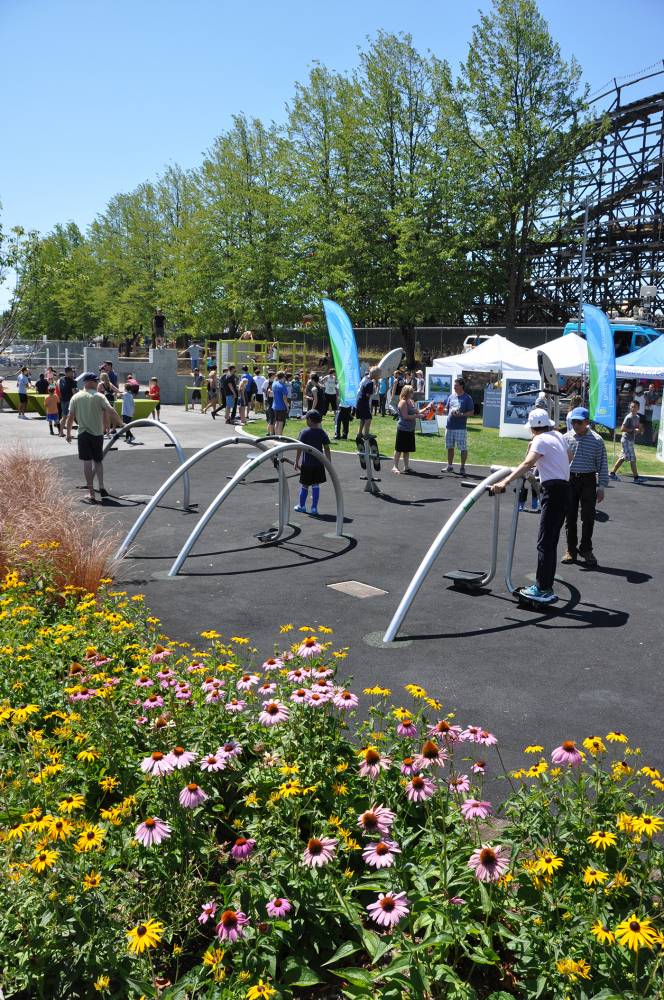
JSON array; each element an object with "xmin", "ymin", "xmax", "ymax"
[
  {"xmin": 432, "ymin": 334, "xmax": 530, "ymax": 373},
  {"xmin": 520, "ymin": 333, "xmax": 588, "ymax": 376}
]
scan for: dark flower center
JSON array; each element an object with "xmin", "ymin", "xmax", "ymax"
[
  {"xmin": 137, "ymin": 925, "xmax": 147, "ymax": 936},
  {"xmin": 562, "ymin": 740, "xmax": 576, "ymax": 752},
  {"xmin": 412, "ymin": 776, "xmax": 425, "ymax": 789},
  {"xmin": 630, "ymin": 921, "xmax": 640, "ymax": 932},
  {"xmin": 380, "ymin": 896, "xmax": 395, "ymax": 912},
  {"xmin": 362, "ymin": 812, "xmax": 378, "ymax": 831},
  {"xmin": 479, "ymin": 848, "xmax": 497, "ymax": 865},
  {"xmin": 39, "ymin": 853, "xmax": 46, "ymax": 862},
  {"xmin": 235, "ymin": 837, "xmax": 247, "ymax": 847},
  {"xmin": 151, "ymin": 752, "xmax": 164, "ymax": 761},
  {"xmin": 365, "ymin": 749, "xmax": 380, "ymax": 765},
  {"xmin": 267, "ymin": 704, "xmax": 278, "ymax": 715},
  {"xmin": 145, "ymin": 819, "xmax": 156, "ymax": 829},
  {"xmin": 221, "ymin": 910, "xmax": 237, "ymax": 928},
  {"xmin": 273, "ymin": 898, "xmax": 282, "ymax": 906},
  {"xmin": 187, "ymin": 783, "xmax": 198, "ymax": 792},
  {"xmin": 307, "ymin": 838, "xmax": 322, "ymax": 855},
  {"xmin": 376, "ymin": 843, "xmax": 390, "ymax": 855},
  {"xmin": 422, "ymin": 740, "xmax": 439, "ymax": 759},
  {"xmin": 173, "ymin": 747, "xmax": 185, "ymax": 756}
]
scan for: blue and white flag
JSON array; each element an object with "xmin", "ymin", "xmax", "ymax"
[
  {"xmin": 322, "ymin": 299, "xmax": 361, "ymax": 407},
  {"xmin": 583, "ymin": 303, "xmax": 616, "ymax": 428}
]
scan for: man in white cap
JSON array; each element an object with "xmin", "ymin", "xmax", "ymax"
[
  {"xmin": 491, "ymin": 408, "xmax": 572, "ymax": 601},
  {"xmin": 66, "ymin": 372, "xmax": 124, "ymax": 504}
]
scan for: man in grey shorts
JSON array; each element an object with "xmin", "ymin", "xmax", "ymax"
[{"xmin": 610, "ymin": 399, "xmax": 645, "ymax": 484}]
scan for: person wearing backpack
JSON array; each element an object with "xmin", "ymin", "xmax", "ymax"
[{"xmin": 237, "ymin": 366, "xmax": 256, "ymax": 425}]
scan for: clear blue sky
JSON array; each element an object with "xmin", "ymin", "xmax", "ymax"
[{"xmin": 1, "ymin": 0, "xmax": 663, "ymax": 304}]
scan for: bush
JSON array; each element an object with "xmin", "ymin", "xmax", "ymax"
[{"xmin": 0, "ymin": 559, "xmax": 662, "ymax": 999}]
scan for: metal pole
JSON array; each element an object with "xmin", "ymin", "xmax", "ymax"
[
  {"xmin": 383, "ymin": 466, "xmax": 512, "ymax": 643},
  {"xmin": 103, "ymin": 418, "xmax": 192, "ymax": 510},
  {"xmin": 577, "ymin": 200, "xmax": 590, "ymax": 334},
  {"xmin": 503, "ymin": 477, "xmax": 525, "ymax": 594}
]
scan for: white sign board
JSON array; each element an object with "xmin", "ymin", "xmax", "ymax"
[{"xmin": 500, "ymin": 371, "xmax": 541, "ymax": 440}]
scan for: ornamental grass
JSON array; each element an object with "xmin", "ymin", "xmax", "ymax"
[
  {"xmin": 0, "ymin": 557, "xmax": 663, "ymax": 999},
  {"xmin": 0, "ymin": 444, "xmax": 120, "ymax": 592}
]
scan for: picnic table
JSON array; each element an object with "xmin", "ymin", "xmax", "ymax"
[{"xmin": 113, "ymin": 399, "xmax": 158, "ymax": 419}]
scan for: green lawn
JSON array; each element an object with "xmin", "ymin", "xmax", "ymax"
[{"xmin": 244, "ymin": 413, "xmax": 664, "ymax": 476}]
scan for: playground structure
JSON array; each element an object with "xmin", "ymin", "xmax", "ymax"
[
  {"xmin": 116, "ymin": 435, "xmax": 345, "ymax": 576},
  {"xmin": 208, "ymin": 339, "xmax": 310, "ymax": 375},
  {"xmin": 383, "ymin": 467, "xmax": 534, "ymax": 642},
  {"xmin": 103, "ymin": 420, "xmax": 193, "ymax": 510}
]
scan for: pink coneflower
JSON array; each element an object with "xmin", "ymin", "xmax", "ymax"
[
  {"xmin": 262, "ymin": 657, "xmax": 283, "ymax": 672},
  {"xmin": 201, "ymin": 677, "xmax": 223, "ymax": 692},
  {"xmin": 551, "ymin": 741, "xmax": 583, "ymax": 767},
  {"xmin": 230, "ymin": 836, "xmax": 256, "ymax": 860},
  {"xmin": 266, "ymin": 897, "xmax": 292, "ymax": 918},
  {"xmin": 218, "ymin": 740, "xmax": 242, "ymax": 758},
  {"xmin": 468, "ymin": 844, "xmax": 510, "ymax": 882},
  {"xmin": 200, "ymin": 753, "xmax": 226, "ymax": 772},
  {"xmin": 236, "ymin": 673, "xmax": 259, "ymax": 691},
  {"xmin": 198, "ymin": 900, "xmax": 217, "ymax": 924},
  {"xmin": 287, "ymin": 667, "xmax": 310, "ymax": 682},
  {"xmin": 156, "ymin": 667, "xmax": 174, "ymax": 682},
  {"xmin": 449, "ymin": 896, "xmax": 466, "ymax": 905},
  {"xmin": 280, "ymin": 650, "xmax": 295, "ymax": 662},
  {"xmin": 135, "ymin": 817, "xmax": 172, "ymax": 847},
  {"xmin": 400, "ymin": 756, "xmax": 420, "ymax": 777},
  {"xmin": 290, "ymin": 688, "xmax": 308, "ymax": 704},
  {"xmin": 179, "ymin": 782, "xmax": 208, "ymax": 808},
  {"xmin": 205, "ymin": 689, "xmax": 223, "ymax": 704},
  {"xmin": 150, "ymin": 645, "xmax": 172, "ymax": 663},
  {"xmin": 428, "ymin": 719, "xmax": 463, "ymax": 742},
  {"xmin": 461, "ymin": 798, "xmax": 492, "ymax": 820},
  {"xmin": 135, "ymin": 676, "xmax": 154, "ymax": 688},
  {"xmin": 215, "ymin": 908, "xmax": 249, "ymax": 942},
  {"xmin": 405, "ymin": 774, "xmax": 436, "ymax": 803},
  {"xmin": 312, "ymin": 666, "xmax": 333, "ymax": 679},
  {"xmin": 166, "ymin": 745, "xmax": 196, "ymax": 769},
  {"xmin": 135, "ymin": 715, "xmax": 149, "ymax": 726},
  {"xmin": 257, "ymin": 681, "xmax": 277, "ymax": 697},
  {"xmin": 396, "ymin": 718, "xmax": 418, "ymax": 738},
  {"xmin": 414, "ymin": 740, "xmax": 448, "ymax": 770},
  {"xmin": 259, "ymin": 700, "xmax": 289, "ymax": 725},
  {"xmin": 366, "ymin": 891, "xmax": 409, "ymax": 929},
  {"xmin": 333, "ymin": 689, "xmax": 359, "ymax": 710},
  {"xmin": 225, "ymin": 698, "xmax": 247, "ymax": 713},
  {"xmin": 312, "ymin": 679, "xmax": 333, "ymax": 695},
  {"xmin": 303, "ymin": 836, "xmax": 337, "ymax": 867},
  {"xmin": 357, "ymin": 804, "xmax": 396, "ymax": 836},
  {"xmin": 140, "ymin": 751, "xmax": 174, "ymax": 776},
  {"xmin": 143, "ymin": 694, "xmax": 164, "ymax": 710},
  {"xmin": 471, "ymin": 760, "xmax": 486, "ymax": 775},
  {"xmin": 304, "ymin": 691, "xmax": 327, "ymax": 708},
  {"xmin": 175, "ymin": 685, "xmax": 192, "ymax": 701},
  {"xmin": 359, "ymin": 748, "xmax": 391, "ymax": 779},
  {"xmin": 448, "ymin": 774, "xmax": 470, "ymax": 794},
  {"xmin": 362, "ymin": 840, "xmax": 401, "ymax": 868},
  {"xmin": 477, "ymin": 729, "xmax": 498, "ymax": 746},
  {"xmin": 187, "ymin": 661, "xmax": 205, "ymax": 673},
  {"xmin": 460, "ymin": 725, "xmax": 482, "ymax": 742},
  {"xmin": 297, "ymin": 637, "xmax": 323, "ymax": 658}
]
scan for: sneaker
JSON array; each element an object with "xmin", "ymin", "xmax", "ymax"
[
  {"xmin": 579, "ymin": 549, "xmax": 597, "ymax": 567},
  {"xmin": 518, "ymin": 502, "xmax": 525, "ymax": 512},
  {"xmin": 309, "ymin": 508, "xmax": 319, "ymax": 517},
  {"xmin": 531, "ymin": 498, "xmax": 539, "ymax": 512},
  {"xmin": 633, "ymin": 477, "xmax": 646, "ymax": 484},
  {"xmin": 293, "ymin": 505, "xmax": 307, "ymax": 513},
  {"xmin": 459, "ymin": 466, "xmax": 466, "ymax": 475},
  {"xmin": 521, "ymin": 584, "xmax": 554, "ymax": 600},
  {"xmin": 561, "ymin": 550, "xmax": 576, "ymax": 564},
  {"xmin": 443, "ymin": 465, "xmax": 454, "ymax": 473},
  {"xmin": 609, "ymin": 471, "xmax": 620, "ymax": 481}
]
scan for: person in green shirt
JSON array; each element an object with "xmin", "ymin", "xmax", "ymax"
[{"xmin": 66, "ymin": 373, "xmax": 123, "ymax": 504}]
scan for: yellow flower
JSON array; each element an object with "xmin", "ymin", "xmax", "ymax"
[
  {"xmin": 99, "ymin": 776, "xmax": 119, "ymax": 793},
  {"xmin": 583, "ymin": 736, "xmax": 606, "ymax": 756},
  {"xmin": 332, "ymin": 783, "xmax": 348, "ymax": 796},
  {"xmin": 279, "ymin": 763, "xmax": 299, "ymax": 775},
  {"xmin": 31, "ymin": 848, "xmax": 59, "ymax": 872},
  {"xmin": 246, "ymin": 981, "xmax": 277, "ymax": 999},
  {"xmin": 587, "ymin": 830, "xmax": 617, "ymax": 850},
  {"xmin": 47, "ymin": 817, "xmax": 74, "ymax": 841},
  {"xmin": 606, "ymin": 731, "xmax": 628, "ymax": 743},
  {"xmin": 363, "ymin": 686, "xmax": 391, "ymax": 697},
  {"xmin": 126, "ymin": 918, "xmax": 164, "ymax": 954},
  {"xmin": 556, "ymin": 958, "xmax": 591, "ymax": 981},
  {"xmin": 130, "ymin": 594, "xmax": 144, "ymax": 602},
  {"xmin": 606, "ymin": 871, "xmax": 630, "ymax": 892},
  {"xmin": 335, "ymin": 761, "xmax": 349, "ymax": 773},
  {"xmin": 83, "ymin": 871, "xmax": 102, "ymax": 891},
  {"xmin": 523, "ymin": 745, "xmax": 544, "ymax": 754},
  {"xmin": 611, "ymin": 760, "xmax": 632, "ymax": 780},
  {"xmin": 535, "ymin": 852, "xmax": 563, "ymax": 876},
  {"xmin": 616, "ymin": 812, "xmax": 637, "ymax": 834},
  {"xmin": 203, "ymin": 945, "xmax": 225, "ymax": 968},
  {"xmin": 76, "ymin": 747, "xmax": 100, "ymax": 763},
  {"xmin": 76, "ymin": 824, "xmax": 105, "ymax": 852},
  {"xmin": 11, "ymin": 704, "xmax": 40, "ymax": 724},
  {"xmin": 640, "ymin": 766, "xmax": 661, "ymax": 779},
  {"xmin": 583, "ymin": 866, "xmax": 609, "ymax": 886},
  {"xmin": 244, "ymin": 792, "xmax": 260, "ymax": 808},
  {"xmin": 279, "ymin": 624, "xmax": 293, "ymax": 633},
  {"xmin": 230, "ymin": 636, "xmax": 249, "ymax": 644},
  {"xmin": 93, "ymin": 975, "xmax": 111, "ymax": 992},
  {"xmin": 652, "ymin": 778, "xmax": 664, "ymax": 792},
  {"xmin": 615, "ymin": 914, "xmax": 659, "ymax": 952},
  {"xmin": 632, "ymin": 814, "xmax": 663, "ymax": 837},
  {"xmin": 200, "ymin": 630, "xmax": 221, "ymax": 639},
  {"xmin": 404, "ymin": 683, "xmax": 427, "ymax": 698},
  {"xmin": 591, "ymin": 921, "xmax": 615, "ymax": 944}
]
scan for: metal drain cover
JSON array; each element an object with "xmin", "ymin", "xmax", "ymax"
[{"xmin": 327, "ymin": 580, "xmax": 387, "ymax": 599}]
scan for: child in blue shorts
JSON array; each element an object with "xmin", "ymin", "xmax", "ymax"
[{"xmin": 293, "ymin": 409, "xmax": 331, "ymax": 516}]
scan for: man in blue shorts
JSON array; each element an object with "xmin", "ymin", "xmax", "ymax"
[
  {"xmin": 271, "ymin": 371, "xmax": 290, "ymax": 435},
  {"xmin": 443, "ymin": 377, "xmax": 474, "ymax": 474}
]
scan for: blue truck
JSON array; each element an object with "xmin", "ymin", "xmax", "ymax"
[{"xmin": 563, "ymin": 319, "xmax": 660, "ymax": 357}]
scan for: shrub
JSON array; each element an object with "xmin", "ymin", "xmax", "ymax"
[{"xmin": 0, "ymin": 565, "xmax": 662, "ymax": 999}]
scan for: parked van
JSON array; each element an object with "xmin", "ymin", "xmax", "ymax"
[
  {"xmin": 563, "ymin": 319, "xmax": 660, "ymax": 357},
  {"xmin": 462, "ymin": 333, "xmax": 493, "ymax": 353}
]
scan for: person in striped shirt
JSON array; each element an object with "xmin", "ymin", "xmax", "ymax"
[{"xmin": 562, "ymin": 407, "xmax": 609, "ymax": 568}]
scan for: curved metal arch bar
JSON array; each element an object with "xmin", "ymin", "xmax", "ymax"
[
  {"xmin": 168, "ymin": 441, "xmax": 345, "ymax": 577},
  {"xmin": 103, "ymin": 420, "xmax": 192, "ymax": 510},
  {"xmin": 383, "ymin": 466, "xmax": 512, "ymax": 643},
  {"xmin": 115, "ymin": 436, "xmax": 280, "ymax": 560},
  {"xmin": 504, "ymin": 476, "xmax": 526, "ymax": 595}
]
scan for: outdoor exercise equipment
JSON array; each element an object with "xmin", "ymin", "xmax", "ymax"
[
  {"xmin": 103, "ymin": 419, "xmax": 193, "ymax": 510},
  {"xmin": 501, "ymin": 477, "xmax": 559, "ymax": 610},
  {"xmin": 167, "ymin": 440, "xmax": 344, "ymax": 577},
  {"xmin": 356, "ymin": 433, "xmax": 381, "ymax": 495},
  {"xmin": 442, "ymin": 478, "xmax": 501, "ymax": 591}
]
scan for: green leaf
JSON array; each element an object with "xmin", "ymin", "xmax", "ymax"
[
  {"xmin": 331, "ymin": 967, "xmax": 376, "ymax": 988},
  {"xmin": 322, "ymin": 941, "xmax": 360, "ymax": 967},
  {"xmin": 283, "ymin": 959, "xmax": 322, "ymax": 987}
]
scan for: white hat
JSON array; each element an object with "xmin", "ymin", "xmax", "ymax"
[{"xmin": 527, "ymin": 408, "xmax": 554, "ymax": 428}]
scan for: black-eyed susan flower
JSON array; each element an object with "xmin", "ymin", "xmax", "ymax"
[
  {"xmin": 583, "ymin": 866, "xmax": 609, "ymax": 886},
  {"xmin": 31, "ymin": 848, "xmax": 59, "ymax": 872},
  {"xmin": 83, "ymin": 871, "xmax": 102, "ymax": 891},
  {"xmin": 587, "ymin": 830, "xmax": 617, "ymax": 850},
  {"xmin": 47, "ymin": 817, "xmax": 73, "ymax": 841},
  {"xmin": 615, "ymin": 914, "xmax": 658, "ymax": 951},
  {"xmin": 606, "ymin": 731, "xmax": 628, "ymax": 743},
  {"xmin": 246, "ymin": 981, "xmax": 277, "ymax": 999},
  {"xmin": 523, "ymin": 745, "xmax": 544, "ymax": 754},
  {"xmin": 591, "ymin": 921, "xmax": 615, "ymax": 944},
  {"xmin": 126, "ymin": 918, "xmax": 165, "ymax": 954},
  {"xmin": 535, "ymin": 851, "xmax": 563, "ymax": 876},
  {"xmin": 75, "ymin": 824, "xmax": 105, "ymax": 852},
  {"xmin": 583, "ymin": 736, "xmax": 606, "ymax": 756},
  {"xmin": 556, "ymin": 958, "xmax": 591, "ymax": 981},
  {"xmin": 631, "ymin": 814, "xmax": 664, "ymax": 838}
]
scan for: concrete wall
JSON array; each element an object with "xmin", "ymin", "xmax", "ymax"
[{"xmin": 83, "ymin": 347, "xmax": 194, "ymax": 405}]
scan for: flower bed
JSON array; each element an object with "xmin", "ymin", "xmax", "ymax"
[{"xmin": 0, "ymin": 563, "xmax": 663, "ymax": 999}]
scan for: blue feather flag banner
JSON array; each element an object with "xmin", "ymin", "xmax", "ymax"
[
  {"xmin": 322, "ymin": 299, "xmax": 361, "ymax": 407},
  {"xmin": 583, "ymin": 303, "xmax": 616, "ymax": 428}
]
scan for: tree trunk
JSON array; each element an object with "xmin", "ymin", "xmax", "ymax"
[{"xmin": 400, "ymin": 322, "xmax": 416, "ymax": 369}]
